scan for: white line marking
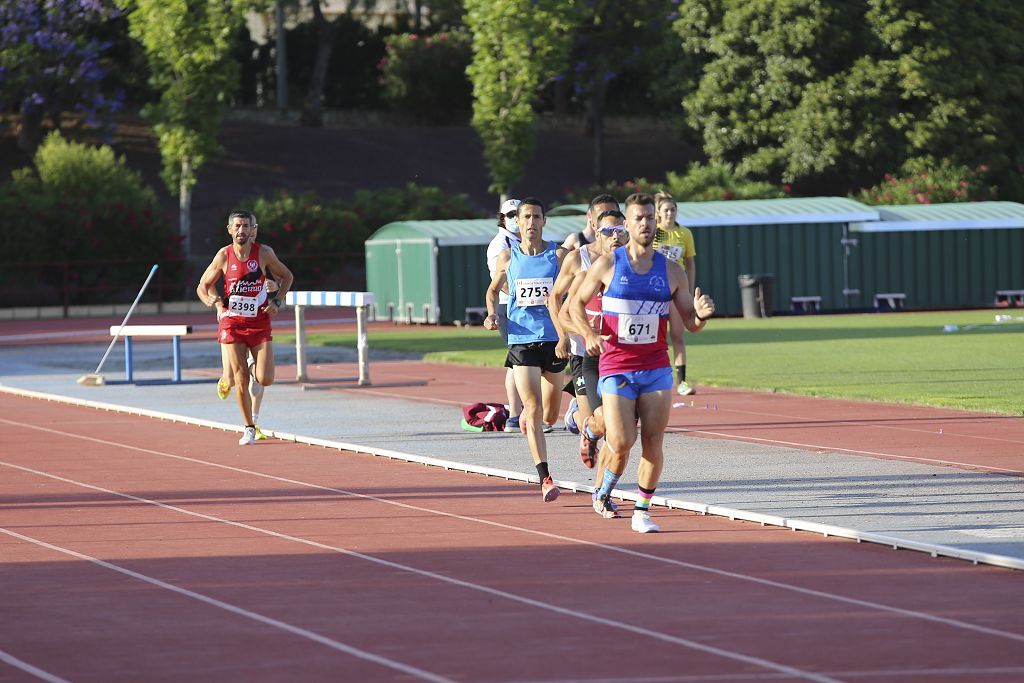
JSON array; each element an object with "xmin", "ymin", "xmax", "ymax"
[
  {"xmin": 3, "ymin": 417, "xmax": 1024, "ymax": 646},
  {"xmin": 0, "ymin": 459, "xmax": 839, "ymax": 683},
  {"xmin": 687, "ymin": 401, "xmax": 1024, "ymax": 446},
  {"xmin": 0, "ymin": 526, "xmax": 453, "ymax": 683},
  {"xmin": 510, "ymin": 665, "xmax": 1024, "ymax": 682},
  {"xmin": 0, "ymin": 649, "xmax": 72, "ymax": 683},
  {"xmin": 1, "ymin": 387, "xmax": 1023, "ymax": 573},
  {"xmin": 314, "ymin": 385, "xmax": 1024, "ymax": 472},
  {"xmin": 668, "ymin": 426, "xmax": 1024, "ymax": 474}
]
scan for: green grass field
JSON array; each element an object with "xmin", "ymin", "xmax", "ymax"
[{"xmin": 283, "ymin": 310, "xmax": 1024, "ymax": 415}]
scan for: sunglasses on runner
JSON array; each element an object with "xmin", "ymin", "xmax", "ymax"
[
  {"xmin": 504, "ymin": 210, "xmax": 518, "ymax": 219},
  {"xmin": 598, "ymin": 224, "xmax": 626, "ymax": 236}
]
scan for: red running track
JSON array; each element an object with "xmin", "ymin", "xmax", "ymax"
[{"xmin": 2, "ymin": 392, "xmax": 1024, "ymax": 683}]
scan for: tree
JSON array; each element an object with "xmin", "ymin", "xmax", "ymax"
[
  {"xmin": 0, "ymin": 0, "xmax": 125, "ymax": 153},
  {"xmin": 675, "ymin": 0, "xmax": 1024, "ymax": 196},
  {"xmin": 561, "ymin": 0, "xmax": 679, "ymax": 183},
  {"xmin": 299, "ymin": 0, "xmax": 334, "ymax": 126},
  {"xmin": 464, "ymin": 0, "xmax": 578, "ymax": 198},
  {"xmin": 117, "ymin": 0, "xmax": 255, "ymax": 255}
]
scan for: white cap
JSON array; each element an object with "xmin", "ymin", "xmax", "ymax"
[{"xmin": 500, "ymin": 199, "xmax": 521, "ymax": 233}]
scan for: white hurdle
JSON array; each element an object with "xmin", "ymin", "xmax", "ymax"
[{"xmin": 285, "ymin": 291, "xmax": 376, "ymax": 386}]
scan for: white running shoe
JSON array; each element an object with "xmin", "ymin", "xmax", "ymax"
[
  {"xmin": 238, "ymin": 426, "xmax": 256, "ymax": 446},
  {"xmin": 542, "ymin": 422, "xmax": 554, "ymax": 433},
  {"xmin": 677, "ymin": 381, "xmax": 696, "ymax": 396},
  {"xmin": 631, "ymin": 509, "xmax": 660, "ymax": 533}
]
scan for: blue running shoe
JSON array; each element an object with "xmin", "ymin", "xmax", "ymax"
[
  {"xmin": 504, "ymin": 416, "xmax": 520, "ymax": 433},
  {"xmin": 564, "ymin": 398, "xmax": 580, "ymax": 434}
]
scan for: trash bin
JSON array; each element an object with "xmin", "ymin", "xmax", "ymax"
[{"xmin": 737, "ymin": 273, "xmax": 775, "ymax": 319}]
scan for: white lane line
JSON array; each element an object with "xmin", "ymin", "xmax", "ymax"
[
  {"xmin": 0, "ymin": 460, "xmax": 839, "ymax": 683},
  {"xmin": 0, "ymin": 649, "xmax": 72, "ymax": 683},
  {"xmin": 510, "ymin": 664, "xmax": 1024, "ymax": 682},
  {"xmin": 3, "ymin": 417, "xmax": 1024, "ymax": 647},
  {"xmin": 0, "ymin": 526, "xmax": 453, "ymax": 683},
  {"xmin": 314, "ymin": 387, "xmax": 1024, "ymax": 472},
  {"xmin": 668, "ymin": 426, "xmax": 1024, "ymax": 474},
  {"xmin": 682, "ymin": 400, "xmax": 1024, "ymax": 446}
]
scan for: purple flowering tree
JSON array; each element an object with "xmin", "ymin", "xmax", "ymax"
[{"xmin": 0, "ymin": 0, "xmax": 124, "ymax": 152}]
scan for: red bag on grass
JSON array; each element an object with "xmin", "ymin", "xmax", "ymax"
[{"xmin": 461, "ymin": 402, "xmax": 509, "ymax": 432}]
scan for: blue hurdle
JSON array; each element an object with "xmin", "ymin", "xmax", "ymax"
[{"xmin": 110, "ymin": 325, "xmax": 193, "ymax": 383}]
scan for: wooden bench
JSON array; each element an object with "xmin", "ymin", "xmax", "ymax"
[
  {"xmin": 790, "ymin": 295, "xmax": 822, "ymax": 313},
  {"xmin": 874, "ymin": 293, "xmax": 906, "ymax": 311},
  {"xmin": 995, "ymin": 289, "xmax": 1024, "ymax": 307},
  {"xmin": 111, "ymin": 325, "xmax": 192, "ymax": 383}
]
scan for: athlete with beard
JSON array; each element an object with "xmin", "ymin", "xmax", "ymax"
[
  {"xmin": 197, "ymin": 210, "xmax": 294, "ymax": 445},
  {"xmin": 570, "ymin": 193, "xmax": 715, "ymax": 533}
]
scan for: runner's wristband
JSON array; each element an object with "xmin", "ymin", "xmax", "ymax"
[{"xmin": 695, "ymin": 312, "xmax": 709, "ymax": 323}]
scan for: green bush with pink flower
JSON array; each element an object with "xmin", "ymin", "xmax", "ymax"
[{"xmin": 855, "ymin": 161, "xmax": 997, "ymax": 205}]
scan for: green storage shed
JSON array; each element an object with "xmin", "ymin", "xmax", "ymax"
[
  {"xmin": 364, "ymin": 216, "xmax": 588, "ymax": 323},
  {"xmin": 849, "ymin": 202, "xmax": 1024, "ymax": 309},
  {"xmin": 674, "ymin": 197, "xmax": 880, "ymax": 315}
]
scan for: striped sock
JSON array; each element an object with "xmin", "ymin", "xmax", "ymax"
[
  {"xmin": 636, "ymin": 485, "xmax": 656, "ymax": 511},
  {"xmin": 598, "ymin": 468, "xmax": 622, "ymax": 500}
]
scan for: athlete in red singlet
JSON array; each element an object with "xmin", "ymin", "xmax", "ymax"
[{"xmin": 197, "ymin": 210, "xmax": 294, "ymax": 446}]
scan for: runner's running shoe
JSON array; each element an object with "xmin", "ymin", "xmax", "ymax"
[
  {"xmin": 564, "ymin": 398, "xmax": 580, "ymax": 434},
  {"xmin": 631, "ymin": 509, "xmax": 660, "ymax": 533},
  {"xmin": 542, "ymin": 422, "xmax": 554, "ymax": 433},
  {"xmin": 676, "ymin": 381, "xmax": 696, "ymax": 396},
  {"xmin": 238, "ymin": 426, "xmax": 256, "ymax": 446},
  {"xmin": 504, "ymin": 416, "xmax": 520, "ymax": 433},
  {"xmin": 541, "ymin": 475, "xmax": 560, "ymax": 502},
  {"xmin": 592, "ymin": 493, "xmax": 619, "ymax": 519},
  {"xmin": 592, "ymin": 489, "xmax": 618, "ymax": 512},
  {"xmin": 217, "ymin": 378, "xmax": 230, "ymax": 400},
  {"xmin": 579, "ymin": 417, "xmax": 598, "ymax": 468},
  {"xmin": 254, "ymin": 426, "xmax": 268, "ymax": 440}
]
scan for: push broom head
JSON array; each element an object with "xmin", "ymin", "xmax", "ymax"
[{"xmin": 77, "ymin": 373, "xmax": 106, "ymax": 386}]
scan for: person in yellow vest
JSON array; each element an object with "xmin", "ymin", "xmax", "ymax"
[{"xmin": 652, "ymin": 191, "xmax": 697, "ymax": 395}]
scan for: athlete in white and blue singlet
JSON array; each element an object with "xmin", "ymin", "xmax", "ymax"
[{"xmin": 569, "ymin": 193, "xmax": 715, "ymax": 533}]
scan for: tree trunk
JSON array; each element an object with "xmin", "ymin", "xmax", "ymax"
[
  {"xmin": 275, "ymin": 0, "xmax": 288, "ymax": 112},
  {"xmin": 179, "ymin": 158, "xmax": 193, "ymax": 257},
  {"xmin": 16, "ymin": 102, "xmax": 44, "ymax": 154},
  {"xmin": 588, "ymin": 82, "xmax": 608, "ymax": 184},
  {"xmin": 300, "ymin": 0, "xmax": 334, "ymax": 127}
]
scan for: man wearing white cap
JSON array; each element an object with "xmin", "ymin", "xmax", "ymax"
[{"xmin": 486, "ymin": 198, "xmax": 524, "ymax": 431}]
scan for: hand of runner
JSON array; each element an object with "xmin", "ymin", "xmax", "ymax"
[{"xmin": 694, "ymin": 287, "xmax": 715, "ymax": 320}]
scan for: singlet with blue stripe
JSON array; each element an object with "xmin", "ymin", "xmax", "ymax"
[
  {"xmin": 507, "ymin": 241, "xmax": 559, "ymax": 344},
  {"xmin": 600, "ymin": 246, "xmax": 672, "ymax": 374}
]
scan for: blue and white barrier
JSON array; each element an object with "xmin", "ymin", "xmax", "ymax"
[{"xmin": 285, "ymin": 291, "xmax": 376, "ymax": 386}]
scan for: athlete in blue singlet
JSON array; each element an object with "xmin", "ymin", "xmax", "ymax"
[{"xmin": 484, "ymin": 197, "xmax": 569, "ymax": 503}]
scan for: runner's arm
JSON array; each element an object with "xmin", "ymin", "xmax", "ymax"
[
  {"xmin": 196, "ymin": 251, "xmax": 226, "ymax": 309},
  {"xmin": 484, "ymin": 250, "xmax": 509, "ymax": 330},
  {"xmin": 569, "ymin": 254, "xmax": 612, "ymax": 356},
  {"xmin": 262, "ymin": 245, "xmax": 294, "ymax": 302}
]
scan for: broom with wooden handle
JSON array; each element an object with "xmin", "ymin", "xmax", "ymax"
[{"xmin": 77, "ymin": 264, "xmax": 159, "ymax": 386}]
